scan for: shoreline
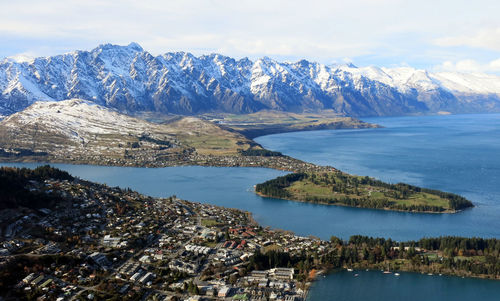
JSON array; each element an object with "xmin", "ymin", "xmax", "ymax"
[
  {"xmin": 0, "ymin": 117, "xmax": 379, "ymax": 172},
  {"xmin": 306, "ymin": 264, "xmax": 500, "ymax": 299},
  {"xmin": 222, "ymin": 118, "xmax": 382, "ymax": 140},
  {"xmin": 0, "ymin": 153, "xmax": 335, "ymax": 173},
  {"xmin": 239, "ymin": 209, "xmax": 500, "ymax": 285},
  {"xmin": 2, "ymin": 157, "xmax": 468, "ymax": 215},
  {"xmin": 1, "ymin": 164, "xmax": 498, "ymax": 289},
  {"xmin": 332, "ymin": 266, "xmax": 500, "ymax": 281},
  {"xmin": 255, "ymin": 189, "xmax": 463, "ymax": 215}
]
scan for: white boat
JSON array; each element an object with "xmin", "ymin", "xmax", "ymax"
[
  {"xmin": 394, "ymin": 273, "xmax": 400, "ymax": 276},
  {"xmin": 347, "ymin": 268, "xmax": 353, "ymax": 272},
  {"xmin": 383, "ymin": 271, "xmax": 392, "ymax": 274}
]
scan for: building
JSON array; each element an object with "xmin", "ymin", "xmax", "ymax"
[{"xmin": 218, "ymin": 286, "xmax": 231, "ymax": 297}]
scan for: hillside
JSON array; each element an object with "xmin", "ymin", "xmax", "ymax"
[
  {"xmin": 0, "ymin": 165, "xmax": 73, "ymax": 210},
  {"xmin": 0, "ymin": 99, "xmax": 337, "ymax": 171},
  {"xmin": 1, "ymin": 43, "xmax": 500, "ymax": 118},
  {"xmin": 0, "ymin": 99, "xmax": 257, "ymax": 166},
  {"xmin": 255, "ymin": 172, "xmax": 474, "ymax": 213}
]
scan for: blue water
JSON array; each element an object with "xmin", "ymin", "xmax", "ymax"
[
  {"xmin": 4, "ymin": 113, "xmax": 500, "ymax": 299},
  {"xmin": 307, "ymin": 270, "xmax": 500, "ymax": 301},
  {"xmin": 3, "ymin": 114, "xmax": 500, "ymax": 241},
  {"xmin": 255, "ymin": 113, "xmax": 500, "ymax": 240}
]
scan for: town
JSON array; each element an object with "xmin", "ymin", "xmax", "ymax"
[
  {"xmin": 0, "ymin": 168, "xmax": 327, "ymax": 300},
  {"xmin": 1, "ymin": 166, "xmax": 499, "ymax": 300}
]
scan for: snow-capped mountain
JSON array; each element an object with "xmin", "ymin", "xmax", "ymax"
[{"xmin": 1, "ymin": 42, "xmax": 500, "ymax": 117}]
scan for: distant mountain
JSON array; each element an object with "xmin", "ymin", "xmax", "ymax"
[{"xmin": 1, "ymin": 42, "xmax": 500, "ymax": 117}]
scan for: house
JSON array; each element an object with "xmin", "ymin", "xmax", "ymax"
[
  {"xmin": 130, "ymin": 271, "xmax": 143, "ymax": 282},
  {"xmin": 139, "ymin": 272, "xmax": 153, "ymax": 284},
  {"xmin": 273, "ymin": 268, "xmax": 294, "ymax": 280},
  {"xmin": 102, "ymin": 235, "xmax": 121, "ymax": 247},
  {"xmin": 89, "ymin": 252, "xmax": 109, "ymax": 269},
  {"xmin": 218, "ymin": 286, "xmax": 231, "ymax": 297},
  {"xmin": 250, "ymin": 270, "xmax": 268, "ymax": 280},
  {"xmin": 22, "ymin": 273, "xmax": 36, "ymax": 284},
  {"xmin": 139, "ymin": 255, "xmax": 151, "ymax": 263}
]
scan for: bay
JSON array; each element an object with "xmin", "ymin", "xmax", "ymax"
[
  {"xmin": 3, "ymin": 113, "xmax": 500, "ymax": 300},
  {"xmin": 306, "ymin": 270, "xmax": 500, "ymax": 301},
  {"xmin": 3, "ymin": 114, "xmax": 500, "ymax": 241}
]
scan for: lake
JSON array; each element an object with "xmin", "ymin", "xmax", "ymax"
[
  {"xmin": 3, "ymin": 115, "xmax": 500, "ymax": 241},
  {"xmin": 306, "ymin": 270, "xmax": 500, "ymax": 301},
  {"xmin": 3, "ymin": 113, "xmax": 500, "ymax": 299},
  {"xmin": 256, "ymin": 113, "xmax": 500, "ymax": 240}
]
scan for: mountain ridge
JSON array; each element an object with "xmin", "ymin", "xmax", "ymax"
[{"xmin": 1, "ymin": 42, "xmax": 500, "ymax": 118}]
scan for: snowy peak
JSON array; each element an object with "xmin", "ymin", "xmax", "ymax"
[
  {"xmin": 1, "ymin": 43, "xmax": 500, "ymax": 117},
  {"xmin": 430, "ymin": 72, "xmax": 500, "ymax": 94},
  {"xmin": 1, "ymin": 99, "xmax": 146, "ymax": 139}
]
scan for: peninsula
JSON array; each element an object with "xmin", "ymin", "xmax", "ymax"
[
  {"xmin": 203, "ymin": 110, "xmax": 381, "ymax": 139},
  {"xmin": 255, "ymin": 171, "xmax": 474, "ymax": 213}
]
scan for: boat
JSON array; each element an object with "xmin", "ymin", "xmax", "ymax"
[
  {"xmin": 394, "ymin": 273, "xmax": 400, "ymax": 276},
  {"xmin": 383, "ymin": 271, "xmax": 392, "ymax": 274},
  {"xmin": 427, "ymin": 273, "xmax": 433, "ymax": 276},
  {"xmin": 347, "ymin": 268, "xmax": 353, "ymax": 272},
  {"xmin": 354, "ymin": 274, "xmax": 359, "ymax": 277}
]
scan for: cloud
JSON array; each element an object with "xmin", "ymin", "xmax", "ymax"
[
  {"xmin": 435, "ymin": 58, "xmax": 500, "ymax": 73},
  {"xmin": 434, "ymin": 27, "xmax": 500, "ymax": 51},
  {"xmin": 1, "ymin": 0, "xmax": 500, "ymax": 69}
]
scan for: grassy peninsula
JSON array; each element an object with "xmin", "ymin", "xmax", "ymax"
[
  {"xmin": 255, "ymin": 172, "xmax": 474, "ymax": 213},
  {"xmin": 204, "ymin": 110, "xmax": 380, "ymax": 139}
]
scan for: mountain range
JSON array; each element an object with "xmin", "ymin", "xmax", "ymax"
[{"xmin": 1, "ymin": 42, "xmax": 500, "ymax": 118}]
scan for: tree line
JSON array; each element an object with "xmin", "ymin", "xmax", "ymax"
[
  {"xmin": 246, "ymin": 234, "xmax": 500, "ymax": 283},
  {"xmin": 255, "ymin": 173, "xmax": 307, "ymax": 198},
  {"xmin": 0, "ymin": 165, "xmax": 73, "ymax": 210},
  {"xmin": 240, "ymin": 149, "xmax": 283, "ymax": 157}
]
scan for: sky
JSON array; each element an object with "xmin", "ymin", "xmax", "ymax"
[{"xmin": 1, "ymin": 0, "xmax": 500, "ymax": 73}]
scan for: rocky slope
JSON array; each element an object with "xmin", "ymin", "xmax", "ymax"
[{"xmin": 1, "ymin": 43, "xmax": 500, "ymax": 117}]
